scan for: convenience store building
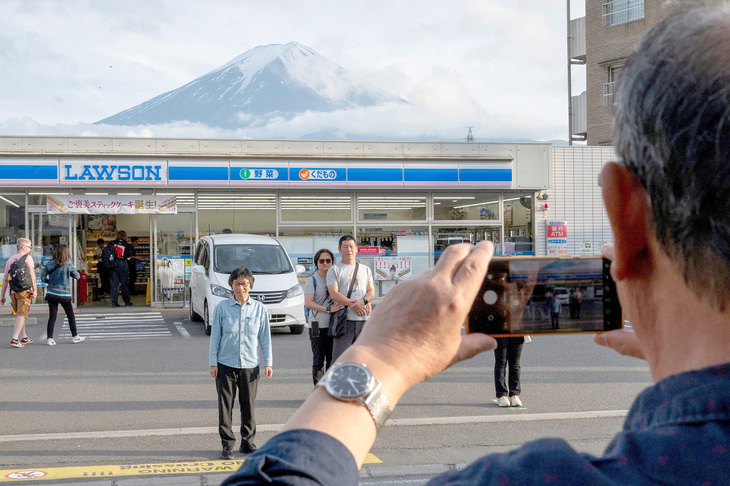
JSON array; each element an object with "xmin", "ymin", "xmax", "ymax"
[{"xmin": 0, "ymin": 136, "xmax": 612, "ymax": 308}]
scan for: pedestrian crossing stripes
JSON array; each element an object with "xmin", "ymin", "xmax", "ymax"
[{"xmin": 58, "ymin": 312, "xmax": 172, "ymax": 341}]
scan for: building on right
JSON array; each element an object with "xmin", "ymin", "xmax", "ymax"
[{"xmin": 571, "ymin": 0, "xmax": 683, "ymax": 146}]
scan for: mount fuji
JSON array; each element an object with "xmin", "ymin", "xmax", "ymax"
[{"xmin": 96, "ymin": 42, "xmax": 408, "ymax": 130}]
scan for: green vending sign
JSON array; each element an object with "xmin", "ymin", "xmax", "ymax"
[{"xmin": 240, "ymin": 168, "xmax": 251, "ymax": 179}]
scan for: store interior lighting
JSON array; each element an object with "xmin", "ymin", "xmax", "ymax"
[{"xmin": 0, "ymin": 195, "xmax": 20, "ymax": 208}]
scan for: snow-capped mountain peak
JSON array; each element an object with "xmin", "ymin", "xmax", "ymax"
[{"xmin": 97, "ymin": 42, "xmax": 406, "ymax": 129}]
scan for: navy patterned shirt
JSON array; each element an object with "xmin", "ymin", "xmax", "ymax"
[{"xmin": 221, "ymin": 363, "xmax": 730, "ymax": 485}]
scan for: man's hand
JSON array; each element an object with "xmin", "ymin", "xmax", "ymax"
[
  {"xmin": 594, "ymin": 329, "xmax": 645, "ymax": 360},
  {"xmin": 0, "ymin": 296, "xmax": 5, "ymax": 306},
  {"xmin": 209, "ymin": 366, "xmax": 218, "ymax": 379},
  {"xmin": 344, "ymin": 242, "xmax": 498, "ymax": 392},
  {"xmin": 264, "ymin": 366, "xmax": 273, "ymax": 378}
]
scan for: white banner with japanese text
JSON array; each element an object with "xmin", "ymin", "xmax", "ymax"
[
  {"xmin": 46, "ymin": 195, "xmax": 177, "ymax": 214},
  {"xmin": 374, "ymin": 256, "xmax": 412, "ymax": 281}
]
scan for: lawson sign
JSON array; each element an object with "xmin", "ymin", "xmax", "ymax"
[{"xmin": 60, "ymin": 160, "xmax": 167, "ymax": 185}]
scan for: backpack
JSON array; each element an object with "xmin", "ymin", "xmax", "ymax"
[
  {"xmin": 100, "ymin": 244, "xmax": 115, "ymax": 269},
  {"xmin": 304, "ymin": 274, "xmax": 318, "ymax": 322},
  {"xmin": 9, "ymin": 254, "xmax": 33, "ymax": 292}
]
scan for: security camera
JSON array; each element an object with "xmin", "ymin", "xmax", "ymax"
[{"xmin": 536, "ymin": 192, "xmax": 548, "ymax": 201}]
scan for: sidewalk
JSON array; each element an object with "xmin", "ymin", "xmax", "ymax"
[{"xmin": 0, "ymin": 304, "xmax": 189, "ymax": 326}]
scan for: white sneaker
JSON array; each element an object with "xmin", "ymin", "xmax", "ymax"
[
  {"xmin": 510, "ymin": 396, "xmax": 523, "ymax": 407},
  {"xmin": 497, "ymin": 396, "xmax": 510, "ymax": 407},
  {"xmin": 72, "ymin": 336, "xmax": 86, "ymax": 344},
  {"xmin": 47, "ymin": 338, "xmax": 56, "ymax": 346}
]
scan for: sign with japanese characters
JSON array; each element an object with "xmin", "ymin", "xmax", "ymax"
[
  {"xmin": 546, "ymin": 220, "xmax": 568, "ymax": 256},
  {"xmin": 46, "ymin": 195, "xmax": 177, "ymax": 214},
  {"xmin": 374, "ymin": 256, "xmax": 412, "ymax": 281}
]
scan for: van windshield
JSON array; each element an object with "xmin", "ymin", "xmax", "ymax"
[{"xmin": 213, "ymin": 244, "xmax": 293, "ymax": 275}]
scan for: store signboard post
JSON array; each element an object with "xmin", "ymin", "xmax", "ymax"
[{"xmin": 546, "ymin": 220, "xmax": 568, "ymax": 256}]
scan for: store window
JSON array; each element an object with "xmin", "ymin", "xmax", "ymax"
[
  {"xmin": 28, "ymin": 191, "xmax": 69, "ymax": 206},
  {"xmin": 197, "ymin": 192, "xmax": 275, "ymax": 235},
  {"xmin": 433, "ymin": 192, "xmax": 501, "ymax": 221},
  {"xmin": 503, "ymin": 194, "xmax": 534, "ymax": 255},
  {"xmin": 433, "ymin": 226, "xmax": 501, "ymax": 262},
  {"xmin": 0, "ymin": 193, "xmax": 25, "ymax": 252},
  {"xmin": 277, "ymin": 226, "xmax": 351, "ymax": 277},
  {"xmin": 357, "ymin": 227, "xmax": 429, "ymax": 297},
  {"xmin": 357, "ymin": 194, "xmax": 426, "ymax": 222},
  {"xmin": 280, "ymin": 193, "xmax": 352, "ymax": 222}
]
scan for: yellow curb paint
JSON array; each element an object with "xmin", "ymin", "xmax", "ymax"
[
  {"xmin": 365, "ymin": 453, "xmax": 381, "ymax": 464},
  {"xmin": 1, "ymin": 455, "xmax": 382, "ymax": 482}
]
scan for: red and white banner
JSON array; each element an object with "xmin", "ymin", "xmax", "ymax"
[
  {"xmin": 46, "ymin": 195, "xmax": 177, "ymax": 214},
  {"xmin": 546, "ymin": 220, "xmax": 568, "ymax": 256}
]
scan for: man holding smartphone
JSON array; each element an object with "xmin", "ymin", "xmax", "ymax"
[{"xmin": 221, "ymin": 5, "xmax": 730, "ymax": 485}]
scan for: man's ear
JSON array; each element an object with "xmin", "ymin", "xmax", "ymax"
[{"xmin": 601, "ymin": 162, "xmax": 652, "ymax": 281}]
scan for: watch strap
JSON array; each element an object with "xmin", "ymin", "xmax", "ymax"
[{"xmin": 365, "ymin": 387, "xmax": 392, "ymax": 430}]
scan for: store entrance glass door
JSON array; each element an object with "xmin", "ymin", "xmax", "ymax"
[
  {"xmin": 152, "ymin": 212, "xmax": 195, "ymax": 307},
  {"xmin": 29, "ymin": 211, "xmax": 76, "ymax": 305}
]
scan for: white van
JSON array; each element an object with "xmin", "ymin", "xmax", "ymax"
[{"xmin": 189, "ymin": 234, "xmax": 306, "ymax": 335}]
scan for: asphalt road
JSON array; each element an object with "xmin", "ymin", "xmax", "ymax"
[{"xmin": 0, "ymin": 306, "xmax": 652, "ymax": 485}]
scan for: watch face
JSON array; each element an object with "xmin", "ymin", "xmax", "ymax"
[{"xmin": 326, "ymin": 364, "xmax": 372, "ymax": 399}]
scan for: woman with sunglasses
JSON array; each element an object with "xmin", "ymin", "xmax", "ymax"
[{"xmin": 303, "ymin": 249, "xmax": 343, "ymax": 385}]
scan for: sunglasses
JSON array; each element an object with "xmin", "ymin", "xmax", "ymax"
[{"xmin": 318, "ymin": 258, "xmax": 332, "ymax": 264}]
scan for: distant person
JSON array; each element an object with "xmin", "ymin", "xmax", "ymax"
[
  {"xmin": 93, "ymin": 238, "xmax": 110, "ymax": 295},
  {"xmin": 549, "ymin": 293, "xmax": 561, "ymax": 329},
  {"xmin": 569, "ymin": 289, "xmax": 577, "ymax": 318},
  {"xmin": 1, "ymin": 238, "xmax": 37, "ymax": 348},
  {"xmin": 41, "ymin": 245, "xmax": 85, "ymax": 346},
  {"xmin": 219, "ymin": 7, "xmax": 730, "ymax": 484},
  {"xmin": 574, "ymin": 288, "xmax": 582, "ymax": 319},
  {"xmin": 107, "ymin": 230, "xmax": 132, "ymax": 307},
  {"xmin": 128, "ymin": 236, "xmax": 139, "ymax": 295},
  {"xmin": 326, "ymin": 235, "xmax": 374, "ymax": 362},
  {"xmin": 493, "ymin": 337, "xmax": 525, "ymax": 407},
  {"xmin": 209, "ymin": 267, "xmax": 273, "ymax": 459},
  {"xmin": 304, "ymin": 249, "xmax": 343, "ymax": 385}
]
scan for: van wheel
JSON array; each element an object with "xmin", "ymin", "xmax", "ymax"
[
  {"xmin": 204, "ymin": 302, "xmax": 212, "ymax": 336},
  {"xmin": 189, "ymin": 292, "xmax": 203, "ymax": 322},
  {"xmin": 289, "ymin": 324, "xmax": 305, "ymax": 335}
]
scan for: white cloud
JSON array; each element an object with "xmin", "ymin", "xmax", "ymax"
[{"xmin": 0, "ymin": 0, "xmax": 576, "ymax": 142}]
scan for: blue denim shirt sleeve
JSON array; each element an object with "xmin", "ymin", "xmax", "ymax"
[
  {"xmin": 208, "ymin": 299, "xmax": 224, "ymax": 367},
  {"xmin": 219, "ymin": 363, "xmax": 730, "ymax": 486},
  {"xmin": 220, "ymin": 429, "xmax": 358, "ymax": 486},
  {"xmin": 259, "ymin": 308, "xmax": 272, "ymax": 367}
]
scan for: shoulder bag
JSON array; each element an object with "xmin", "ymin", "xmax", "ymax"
[{"xmin": 330, "ymin": 262, "xmax": 359, "ymax": 337}]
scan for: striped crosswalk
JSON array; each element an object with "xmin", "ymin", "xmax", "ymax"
[{"xmin": 57, "ymin": 312, "xmax": 172, "ymax": 341}]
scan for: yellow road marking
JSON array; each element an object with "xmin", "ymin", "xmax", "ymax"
[{"xmin": 1, "ymin": 455, "xmax": 381, "ymax": 482}]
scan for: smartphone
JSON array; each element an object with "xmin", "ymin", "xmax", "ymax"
[
  {"xmin": 466, "ymin": 256, "xmax": 622, "ymax": 336},
  {"xmin": 311, "ymin": 320, "xmax": 320, "ymax": 338}
]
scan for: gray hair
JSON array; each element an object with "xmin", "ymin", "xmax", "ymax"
[
  {"xmin": 16, "ymin": 237, "xmax": 31, "ymax": 251},
  {"xmin": 613, "ymin": 4, "xmax": 730, "ymax": 310}
]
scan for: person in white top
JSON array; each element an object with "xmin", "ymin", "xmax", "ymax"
[{"xmin": 326, "ymin": 235, "xmax": 374, "ymax": 362}]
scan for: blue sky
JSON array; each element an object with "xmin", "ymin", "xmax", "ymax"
[{"xmin": 0, "ymin": 0, "xmax": 586, "ymax": 142}]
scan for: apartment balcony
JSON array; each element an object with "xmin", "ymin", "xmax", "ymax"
[
  {"xmin": 571, "ymin": 91, "xmax": 587, "ymax": 139},
  {"xmin": 603, "ymin": 0, "xmax": 645, "ymax": 27},
  {"xmin": 569, "ymin": 17, "xmax": 586, "ymax": 62}
]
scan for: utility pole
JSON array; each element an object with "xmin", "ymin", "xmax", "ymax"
[{"xmin": 567, "ymin": 0, "xmax": 573, "ymax": 146}]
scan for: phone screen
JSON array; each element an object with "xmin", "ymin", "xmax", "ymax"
[{"xmin": 465, "ymin": 257, "xmax": 622, "ymax": 336}]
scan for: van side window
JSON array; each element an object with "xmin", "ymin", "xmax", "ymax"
[
  {"xmin": 194, "ymin": 242, "xmax": 203, "ymax": 265},
  {"xmin": 202, "ymin": 243, "xmax": 210, "ymax": 276}
]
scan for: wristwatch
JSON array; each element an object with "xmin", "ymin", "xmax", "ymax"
[
  {"xmin": 363, "ymin": 298, "xmax": 369, "ymax": 306},
  {"xmin": 326, "ymin": 305, "xmax": 331, "ymax": 313},
  {"xmin": 317, "ymin": 363, "xmax": 392, "ymax": 430}
]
